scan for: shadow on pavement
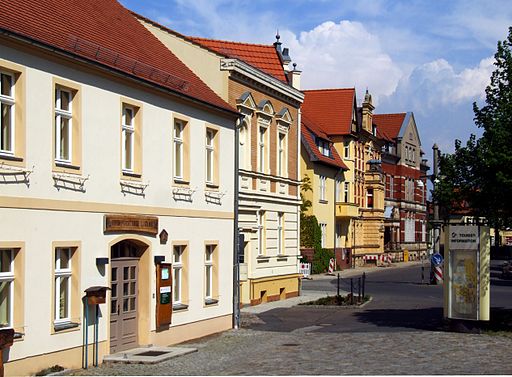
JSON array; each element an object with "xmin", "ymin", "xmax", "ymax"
[
  {"xmin": 491, "ymin": 278, "xmax": 512, "ymax": 287},
  {"xmin": 352, "ymin": 307, "xmax": 444, "ymax": 331}
]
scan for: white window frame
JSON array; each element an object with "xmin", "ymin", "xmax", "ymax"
[
  {"xmin": 389, "ymin": 176, "xmax": 394, "ymax": 199},
  {"xmin": 258, "ymin": 126, "xmax": 267, "ymax": 173},
  {"xmin": 54, "ymin": 247, "xmax": 72, "ymax": 324},
  {"xmin": 366, "ymin": 188, "xmax": 374, "ymax": 208},
  {"xmin": 0, "ymin": 249, "xmax": 14, "ymax": 329},
  {"xmin": 335, "ymin": 179, "xmax": 342, "ymax": 202},
  {"xmin": 257, "ymin": 210, "xmax": 265, "ymax": 256},
  {"xmin": 320, "ymin": 223, "xmax": 327, "ymax": 248},
  {"xmin": 344, "ymin": 182, "xmax": 350, "ymax": 203},
  {"xmin": 344, "ymin": 142, "xmax": 349, "ymax": 159},
  {"xmin": 278, "ymin": 132, "xmax": 286, "ymax": 176},
  {"xmin": 319, "ymin": 175, "xmax": 327, "ymax": 201},
  {"xmin": 0, "ymin": 72, "xmax": 15, "ymax": 155},
  {"xmin": 121, "ymin": 105, "xmax": 135, "ymax": 172},
  {"xmin": 206, "ymin": 128, "xmax": 215, "ymax": 184},
  {"xmin": 277, "ymin": 212, "xmax": 284, "ymax": 255},
  {"xmin": 173, "ymin": 245, "xmax": 184, "ymax": 304},
  {"xmin": 55, "ymin": 87, "xmax": 73, "ymax": 163},
  {"xmin": 239, "ymin": 121, "xmax": 248, "ymax": 170},
  {"xmin": 205, "ymin": 245, "xmax": 214, "ymax": 299},
  {"xmin": 174, "ymin": 120, "xmax": 184, "ymax": 180}
]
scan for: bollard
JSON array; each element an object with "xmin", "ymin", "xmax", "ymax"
[
  {"xmin": 350, "ymin": 278, "xmax": 354, "ymax": 305},
  {"xmin": 362, "ymin": 272, "xmax": 366, "ymax": 299},
  {"xmin": 421, "ymin": 266, "xmax": 425, "ymax": 284},
  {"xmin": 337, "ymin": 273, "xmax": 340, "ymax": 297},
  {"xmin": 358, "ymin": 277, "xmax": 361, "ymax": 303}
]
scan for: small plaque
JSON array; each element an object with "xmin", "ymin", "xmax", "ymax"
[{"xmin": 161, "ymin": 268, "xmax": 169, "ymax": 280}]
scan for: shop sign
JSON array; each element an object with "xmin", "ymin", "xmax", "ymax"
[{"xmin": 104, "ymin": 215, "xmax": 158, "ymax": 235}]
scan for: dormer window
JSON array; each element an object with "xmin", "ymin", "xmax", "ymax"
[{"xmin": 316, "ymin": 138, "xmax": 331, "ymax": 157}]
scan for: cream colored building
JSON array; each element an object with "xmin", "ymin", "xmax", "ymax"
[
  {"xmin": 302, "ymin": 89, "xmax": 385, "ymax": 265},
  {"xmin": 137, "ymin": 17, "xmax": 305, "ymax": 306},
  {"xmin": 0, "ymin": 1, "xmax": 239, "ymax": 375}
]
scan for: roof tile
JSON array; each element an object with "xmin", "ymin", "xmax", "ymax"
[{"xmin": 373, "ymin": 113, "xmax": 406, "ymax": 140}]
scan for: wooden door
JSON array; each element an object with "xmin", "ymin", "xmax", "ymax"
[{"xmin": 110, "ymin": 258, "xmax": 138, "ymax": 353}]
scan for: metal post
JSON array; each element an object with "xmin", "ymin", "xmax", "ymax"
[
  {"xmin": 233, "ymin": 116, "xmax": 243, "ymax": 330},
  {"xmin": 350, "ymin": 278, "xmax": 354, "ymax": 305},
  {"xmin": 421, "ymin": 265, "xmax": 425, "ymax": 285},
  {"xmin": 362, "ymin": 272, "xmax": 366, "ymax": 299},
  {"xmin": 95, "ymin": 305, "xmax": 99, "ymax": 367},
  {"xmin": 432, "ymin": 144, "xmax": 441, "ymax": 284},
  {"xmin": 84, "ymin": 300, "xmax": 88, "ymax": 369},
  {"xmin": 337, "ymin": 273, "xmax": 340, "ymax": 297},
  {"xmin": 358, "ymin": 277, "xmax": 361, "ymax": 302}
]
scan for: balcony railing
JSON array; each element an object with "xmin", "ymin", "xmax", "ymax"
[{"xmin": 336, "ymin": 202, "xmax": 359, "ymax": 218}]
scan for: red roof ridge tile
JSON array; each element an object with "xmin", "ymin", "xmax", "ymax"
[
  {"xmin": 374, "ymin": 112, "xmax": 407, "ymax": 117},
  {"xmin": 303, "ymin": 87, "xmax": 355, "ymax": 93},
  {"xmin": 189, "ymin": 36, "xmax": 276, "ymax": 49}
]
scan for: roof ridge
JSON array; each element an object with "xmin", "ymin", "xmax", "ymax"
[
  {"xmin": 374, "ymin": 112, "xmax": 407, "ymax": 116},
  {"xmin": 189, "ymin": 36, "xmax": 275, "ymax": 49},
  {"xmin": 303, "ymin": 87, "xmax": 355, "ymax": 93}
]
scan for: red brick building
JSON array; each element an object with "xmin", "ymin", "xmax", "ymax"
[{"xmin": 374, "ymin": 112, "xmax": 429, "ymax": 259}]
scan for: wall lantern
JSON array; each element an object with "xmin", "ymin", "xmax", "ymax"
[{"xmin": 95, "ymin": 257, "xmax": 109, "ymax": 266}]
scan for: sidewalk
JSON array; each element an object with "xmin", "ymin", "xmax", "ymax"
[{"xmin": 242, "ymin": 260, "xmax": 426, "ymax": 315}]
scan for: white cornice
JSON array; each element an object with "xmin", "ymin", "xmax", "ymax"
[{"xmin": 220, "ymin": 59, "xmax": 304, "ymax": 103}]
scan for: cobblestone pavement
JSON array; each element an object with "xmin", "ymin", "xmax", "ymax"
[
  {"xmin": 72, "ymin": 322, "xmax": 512, "ymax": 375},
  {"xmin": 70, "ymin": 263, "xmax": 512, "ymax": 375}
]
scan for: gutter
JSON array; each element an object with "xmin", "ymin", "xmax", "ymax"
[{"xmin": 0, "ymin": 28, "xmax": 240, "ymax": 119}]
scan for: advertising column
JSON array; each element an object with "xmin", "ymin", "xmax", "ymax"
[{"xmin": 444, "ymin": 225, "xmax": 490, "ymax": 321}]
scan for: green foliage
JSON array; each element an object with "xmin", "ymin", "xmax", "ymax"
[
  {"xmin": 300, "ymin": 174, "xmax": 313, "ymax": 218},
  {"xmin": 435, "ymin": 27, "xmax": 512, "ymax": 235},
  {"xmin": 300, "ymin": 215, "xmax": 322, "ymax": 249},
  {"xmin": 312, "ymin": 248, "xmax": 334, "ymax": 274}
]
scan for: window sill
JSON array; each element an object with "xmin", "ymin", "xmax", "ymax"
[
  {"xmin": 122, "ymin": 170, "xmax": 142, "ymax": 179},
  {"xmin": 206, "ymin": 183, "xmax": 219, "ymax": 189},
  {"xmin": 0, "ymin": 153, "xmax": 23, "ymax": 162},
  {"xmin": 55, "ymin": 161, "xmax": 80, "ymax": 171},
  {"xmin": 204, "ymin": 298, "xmax": 218, "ymax": 306},
  {"xmin": 173, "ymin": 178, "xmax": 190, "ymax": 186},
  {"xmin": 172, "ymin": 303, "xmax": 189, "ymax": 311},
  {"xmin": 319, "ymin": 199, "xmax": 328, "ymax": 204},
  {"xmin": 54, "ymin": 321, "xmax": 80, "ymax": 333}
]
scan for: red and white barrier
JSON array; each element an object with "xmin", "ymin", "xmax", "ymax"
[
  {"xmin": 327, "ymin": 258, "xmax": 335, "ymax": 274},
  {"xmin": 434, "ymin": 265, "xmax": 443, "ymax": 283},
  {"xmin": 299, "ymin": 263, "xmax": 311, "ymax": 278},
  {"xmin": 363, "ymin": 254, "xmax": 392, "ymax": 264}
]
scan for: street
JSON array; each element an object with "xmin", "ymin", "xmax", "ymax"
[{"xmin": 73, "ymin": 263, "xmax": 512, "ymax": 375}]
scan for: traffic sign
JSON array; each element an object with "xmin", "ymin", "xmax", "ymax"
[{"xmin": 431, "ymin": 253, "xmax": 443, "ymax": 266}]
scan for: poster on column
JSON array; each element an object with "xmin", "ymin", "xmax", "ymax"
[{"xmin": 446, "ymin": 225, "xmax": 490, "ymax": 321}]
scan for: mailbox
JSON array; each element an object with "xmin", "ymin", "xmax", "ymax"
[{"xmin": 84, "ymin": 286, "xmax": 110, "ymax": 305}]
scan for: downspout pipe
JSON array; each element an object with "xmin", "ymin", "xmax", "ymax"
[{"xmin": 233, "ymin": 114, "xmax": 245, "ymax": 330}]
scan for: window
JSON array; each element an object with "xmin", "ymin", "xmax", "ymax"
[
  {"xmin": 335, "ymin": 223, "xmax": 342, "ymax": 248},
  {"xmin": 55, "ymin": 87, "xmax": 73, "ymax": 163},
  {"xmin": 174, "ymin": 120, "xmax": 185, "ymax": 180},
  {"xmin": 206, "ymin": 128, "xmax": 216, "ymax": 184},
  {"xmin": 367, "ymin": 188, "xmax": 374, "ymax": 208},
  {"xmin": 0, "ymin": 72, "xmax": 14, "ymax": 155},
  {"xmin": 389, "ymin": 176, "xmax": 394, "ymax": 199},
  {"xmin": 335, "ymin": 179, "xmax": 342, "ymax": 202},
  {"xmin": 257, "ymin": 210, "xmax": 266, "ymax": 256},
  {"xmin": 258, "ymin": 126, "xmax": 267, "ymax": 173},
  {"xmin": 122, "ymin": 105, "xmax": 135, "ymax": 172},
  {"xmin": 344, "ymin": 142, "xmax": 350, "ymax": 159},
  {"xmin": 0, "ymin": 249, "xmax": 14, "ymax": 328},
  {"xmin": 278, "ymin": 132, "xmax": 286, "ymax": 176},
  {"xmin": 320, "ymin": 223, "xmax": 327, "ymax": 248},
  {"xmin": 344, "ymin": 182, "xmax": 350, "ymax": 203},
  {"xmin": 239, "ymin": 122, "xmax": 248, "ymax": 170},
  {"xmin": 54, "ymin": 248, "xmax": 72, "ymax": 324},
  {"xmin": 319, "ymin": 175, "xmax": 327, "ymax": 201},
  {"xmin": 205, "ymin": 245, "xmax": 214, "ymax": 299},
  {"xmin": 277, "ymin": 212, "xmax": 284, "ymax": 255},
  {"xmin": 317, "ymin": 139, "xmax": 330, "ymax": 157},
  {"xmin": 173, "ymin": 245, "xmax": 184, "ymax": 304}
]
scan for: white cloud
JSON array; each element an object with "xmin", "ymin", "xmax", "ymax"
[
  {"xmin": 382, "ymin": 56, "xmax": 494, "ymax": 114},
  {"xmin": 282, "ymin": 21, "xmax": 403, "ymax": 104}
]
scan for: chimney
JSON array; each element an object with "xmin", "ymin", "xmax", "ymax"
[
  {"xmin": 287, "ymin": 63, "xmax": 301, "ymax": 90},
  {"xmin": 274, "ymin": 31, "xmax": 292, "ymax": 72},
  {"xmin": 362, "ymin": 89, "xmax": 374, "ymax": 133}
]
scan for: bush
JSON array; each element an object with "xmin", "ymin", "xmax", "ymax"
[
  {"xmin": 312, "ymin": 248, "xmax": 334, "ymax": 274},
  {"xmin": 300, "ymin": 215, "xmax": 322, "ymax": 249}
]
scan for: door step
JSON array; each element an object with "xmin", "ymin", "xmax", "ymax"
[{"xmin": 103, "ymin": 346, "xmax": 197, "ymax": 364}]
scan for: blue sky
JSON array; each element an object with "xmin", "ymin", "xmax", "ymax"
[{"xmin": 122, "ymin": 0, "xmax": 512, "ymax": 159}]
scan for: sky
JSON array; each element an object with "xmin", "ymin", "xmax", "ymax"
[{"xmin": 121, "ymin": 0, "xmax": 512, "ymax": 161}]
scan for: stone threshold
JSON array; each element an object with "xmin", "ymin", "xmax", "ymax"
[{"xmin": 103, "ymin": 346, "xmax": 197, "ymax": 365}]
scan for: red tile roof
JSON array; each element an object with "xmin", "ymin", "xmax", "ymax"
[
  {"xmin": 301, "ymin": 119, "xmax": 348, "ymax": 170},
  {"xmin": 189, "ymin": 37, "xmax": 288, "ymax": 83},
  {"xmin": 0, "ymin": 0, "xmax": 235, "ymax": 114},
  {"xmin": 302, "ymin": 89, "xmax": 356, "ymax": 136},
  {"xmin": 373, "ymin": 113, "xmax": 406, "ymax": 140}
]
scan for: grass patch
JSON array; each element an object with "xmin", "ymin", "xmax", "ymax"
[
  {"xmin": 35, "ymin": 365, "xmax": 65, "ymax": 376},
  {"xmin": 300, "ymin": 294, "xmax": 371, "ymax": 306}
]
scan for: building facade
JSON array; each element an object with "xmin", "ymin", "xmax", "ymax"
[
  {"xmin": 374, "ymin": 112, "xmax": 429, "ymax": 260},
  {"xmin": 0, "ymin": 1, "xmax": 239, "ymax": 375},
  {"xmin": 138, "ymin": 18, "xmax": 304, "ymax": 305},
  {"xmin": 301, "ymin": 89, "xmax": 385, "ymax": 266}
]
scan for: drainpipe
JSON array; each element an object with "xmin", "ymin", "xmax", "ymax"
[
  {"xmin": 233, "ymin": 115, "xmax": 244, "ymax": 330},
  {"xmin": 333, "ymin": 168, "xmax": 343, "ymax": 269}
]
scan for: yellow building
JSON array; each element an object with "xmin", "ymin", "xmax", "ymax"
[
  {"xmin": 300, "ymin": 115, "xmax": 349, "ymax": 259},
  {"xmin": 302, "ymin": 89, "xmax": 385, "ymax": 266}
]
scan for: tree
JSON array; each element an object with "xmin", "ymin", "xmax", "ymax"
[
  {"xmin": 299, "ymin": 174, "xmax": 321, "ymax": 249},
  {"xmin": 435, "ymin": 27, "xmax": 512, "ymax": 242}
]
